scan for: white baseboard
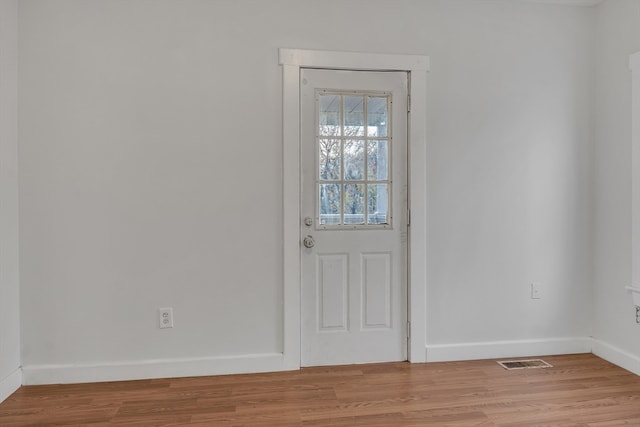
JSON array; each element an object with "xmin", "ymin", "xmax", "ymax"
[
  {"xmin": 425, "ymin": 337, "xmax": 592, "ymax": 362},
  {"xmin": 0, "ymin": 368, "xmax": 22, "ymax": 403},
  {"xmin": 19, "ymin": 339, "xmax": 640, "ymax": 386},
  {"xmin": 22, "ymin": 352, "xmax": 289, "ymax": 385},
  {"xmin": 591, "ymin": 339, "xmax": 640, "ymax": 376}
]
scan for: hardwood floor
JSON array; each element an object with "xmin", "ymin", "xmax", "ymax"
[{"xmin": 1, "ymin": 354, "xmax": 640, "ymax": 426}]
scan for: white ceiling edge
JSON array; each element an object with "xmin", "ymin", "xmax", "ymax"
[{"xmin": 514, "ymin": 0, "xmax": 603, "ymax": 6}]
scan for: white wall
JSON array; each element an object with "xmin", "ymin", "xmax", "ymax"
[
  {"xmin": 592, "ymin": 0, "xmax": 640, "ymax": 372},
  {"xmin": 18, "ymin": 0, "xmax": 595, "ymax": 383},
  {"xmin": 424, "ymin": 1, "xmax": 594, "ymax": 360},
  {"xmin": 0, "ymin": 0, "xmax": 22, "ymax": 400}
]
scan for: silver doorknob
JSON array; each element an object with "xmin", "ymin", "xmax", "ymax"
[{"xmin": 303, "ymin": 235, "xmax": 315, "ymax": 248}]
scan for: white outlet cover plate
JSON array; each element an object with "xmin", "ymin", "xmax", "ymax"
[
  {"xmin": 159, "ymin": 307, "xmax": 174, "ymax": 329},
  {"xmin": 531, "ymin": 283, "xmax": 542, "ymax": 299}
]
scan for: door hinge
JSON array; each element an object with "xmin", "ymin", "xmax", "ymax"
[
  {"xmin": 407, "ymin": 321, "xmax": 411, "ymax": 339},
  {"xmin": 407, "ymin": 209, "xmax": 411, "ymax": 227},
  {"xmin": 407, "ymin": 94, "xmax": 411, "ymax": 113}
]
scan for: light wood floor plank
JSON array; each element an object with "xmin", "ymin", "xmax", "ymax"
[{"xmin": 1, "ymin": 354, "xmax": 640, "ymax": 426}]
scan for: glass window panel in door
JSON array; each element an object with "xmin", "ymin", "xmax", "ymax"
[
  {"xmin": 319, "ymin": 183, "xmax": 342, "ymax": 225},
  {"xmin": 319, "ymin": 94, "xmax": 341, "ymax": 136},
  {"xmin": 367, "ymin": 96, "xmax": 388, "ymax": 137},
  {"xmin": 319, "ymin": 139, "xmax": 341, "ymax": 180},
  {"xmin": 344, "ymin": 183, "xmax": 365, "ymax": 225},
  {"xmin": 344, "ymin": 140, "xmax": 364, "ymax": 180},
  {"xmin": 367, "ymin": 184, "xmax": 389, "ymax": 225},
  {"xmin": 367, "ymin": 140, "xmax": 388, "ymax": 180},
  {"xmin": 343, "ymin": 96, "xmax": 365, "ymax": 137}
]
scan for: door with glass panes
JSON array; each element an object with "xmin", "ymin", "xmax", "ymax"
[{"xmin": 300, "ymin": 68, "xmax": 408, "ymax": 366}]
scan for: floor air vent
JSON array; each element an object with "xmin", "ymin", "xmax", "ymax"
[{"xmin": 497, "ymin": 359, "xmax": 552, "ymax": 370}]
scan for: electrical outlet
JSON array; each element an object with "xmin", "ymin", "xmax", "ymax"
[
  {"xmin": 531, "ymin": 283, "xmax": 542, "ymax": 300},
  {"xmin": 159, "ymin": 307, "xmax": 174, "ymax": 329}
]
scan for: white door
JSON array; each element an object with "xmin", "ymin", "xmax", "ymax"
[{"xmin": 300, "ymin": 68, "xmax": 408, "ymax": 367}]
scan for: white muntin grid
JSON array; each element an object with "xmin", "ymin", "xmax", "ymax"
[{"xmin": 314, "ymin": 89, "xmax": 393, "ymax": 230}]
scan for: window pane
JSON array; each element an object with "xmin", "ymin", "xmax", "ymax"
[
  {"xmin": 368, "ymin": 184, "xmax": 389, "ymax": 225},
  {"xmin": 344, "ymin": 140, "xmax": 364, "ymax": 180},
  {"xmin": 368, "ymin": 96, "xmax": 388, "ymax": 137},
  {"xmin": 319, "ymin": 139, "xmax": 341, "ymax": 180},
  {"xmin": 319, "ymin": 94, "xmax": 340, "ymax": 136},
  {"xmin": 343, "ymin": 96, "xmax": 365, "ymax": 137},
  {"xmin": 367, "ymin": 140, "xmax": 388, "ymax": 180},
  {"xmin": 319, "ymin": 184, "xmax": 341, "ymax": 225},
  {"xmin": 344, "ymin": 184, "xmax": 365, "ymax": 224},
  {"xmin": 316, "ymin": 92, "xmax": 393, "ymax": 228}
]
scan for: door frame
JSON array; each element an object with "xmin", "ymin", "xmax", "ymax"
[{"xmin": 279, "ymin": 48, "xmax": 429, "ymax": 368}]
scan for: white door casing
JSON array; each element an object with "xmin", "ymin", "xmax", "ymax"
[
  {"xmin": 279, "ymin": 49, "xmax": 429, "ymax": 369},
  {"xmin": 631, "ymin": 52, "xmax": 640, "ymax": 304},
  {"xmin": 300, "ymin": 69, "xmax": 408, "ymax": 366}
]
